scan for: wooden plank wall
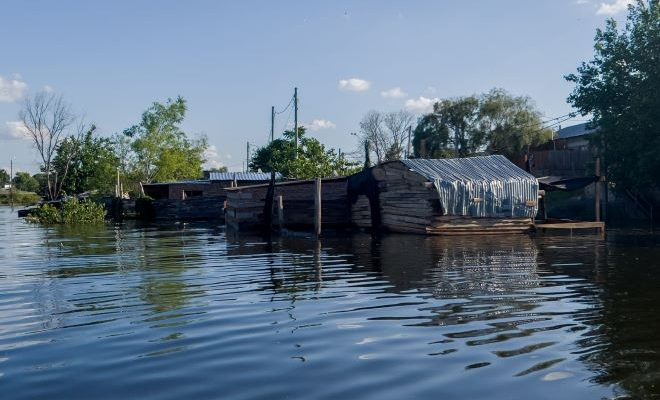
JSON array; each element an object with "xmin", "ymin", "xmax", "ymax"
[{"xmin": 226, "ymin": 179, "xmax": 350, "ymax": 231}]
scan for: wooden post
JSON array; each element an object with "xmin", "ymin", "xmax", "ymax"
[
  {"xmin": 277, "ymin": 195, "xmax": 284, "ymax": 231},
  {"xmin": 595, "ymin": 157, "xmax": 601, "ymax": 222},
  {"xmin": 314, "ymin": 178, "xmax": 322, "ymax": 237}
]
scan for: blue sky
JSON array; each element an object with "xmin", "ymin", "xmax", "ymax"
[{"xmin": 0, "ymin": 0, "xmax": 633, "ymax": 172}]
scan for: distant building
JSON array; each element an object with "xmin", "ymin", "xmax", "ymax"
[
  {"xmin": 143, "ymin": 172, "xmax": 282, "ymax": 200},
  {"xmin": 552, "ymin": 123, "xmax": 597, "ymax": 151}
]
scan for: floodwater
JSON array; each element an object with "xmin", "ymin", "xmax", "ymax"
[{"xmin": 1, "ymin": 207, "xmax": 660, "ymax": 399}]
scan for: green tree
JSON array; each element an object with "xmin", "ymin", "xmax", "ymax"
[
  {"xmin": 250, "ymin": 127, "xmax": 360, "ymax": 179},
  {"xmin": 53, "ymin": 129, "xmax": 120, "ymax": 194},
  {"xmin": 566, "ymin": 0, "xmax": 660, "ymax": 191},
  {"xmin": 124, "ymin": 96, "xmax": 207, "ymax": 183},
  {"xmin": 0, "ymin": 169, "xmax": 9, "ymax": 186},
  {"xmin": 478, "ymin": 88, "xmax": 553, "ymax": 160},
  {"xmin": 13, "ymin": 172, "xmax": 40, "ymax": 193},
  {"xmin": 413, "ymin": 89, "xmax": 552, "ymax": 160}
]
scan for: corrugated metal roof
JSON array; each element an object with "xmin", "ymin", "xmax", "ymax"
[
  {"xmin": 209, "ymin": 172, "xmax": 282, "ymax": 181},
  {"xmin": 401, "ymin": 156, "xmax": 538, "ymax": 218}
]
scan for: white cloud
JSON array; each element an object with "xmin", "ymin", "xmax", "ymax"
[
  {"xmin": 338, "ymin": 78, "xmax": 370, "ymax": 92},
  {"xmin": 203, "ymin": 144, "xmax": 226, "ymax": 170},
  {"xmin": 306, "ymin": 119, "xmax": 336, "ymax": 131},
  {"xmin": 380, "ymin": 87, "xmax": 406, "ymax": 99},
  {"xmin": 597, "ymin": 0, "xmax": 632, "ymax": 15},
  {"xmin": 3, "ymin": 121, "xmax": 32, "ymax": 141},
  {"xmin": 404, "ymin": 96, "xmax": 439, "ymax": 114},
  {"xmin": 0, "ymin": 74, "xmax": 27, "ymax": 103},
  {"xmin": 43, "ymin": 85, "xmax": 55, "ymax": 93}
]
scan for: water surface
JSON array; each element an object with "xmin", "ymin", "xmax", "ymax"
[{"xmin": 1, "ymin": 206, "xmax": 659, "ymax": 399}]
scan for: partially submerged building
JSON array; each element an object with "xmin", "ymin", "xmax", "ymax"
[
  {"xmin": 142, "ymin": 172, "xmax": 281, "ymax": 221},
  {"xmin": 348, "ymin": 155, "xmax": 539, "ymax": 235},
  {"xmin": 224, "ymin": 156, "xmax": 539, "ymax": 235},
  {"xmin": 225, "ymin": 177, "xmax": 349, "ymax": 231}
]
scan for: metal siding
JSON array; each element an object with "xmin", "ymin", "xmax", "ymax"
[
  {"xmin": 402, "ymin": 156, "xmax": 538, "ymax": 218},
  {"xmin": 209, "ymin": 172, "xmax": 282, "ymax": 181}
]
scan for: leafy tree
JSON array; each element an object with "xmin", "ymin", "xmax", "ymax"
[
  {"xmin": 478, "ymin": 89, "xmax": 553, "ymax": 160},
  {"xmin": 250, "ymin": 127, "xmax": 360, "ymax": 179},
  {"xmin": 566, "ymin": 0, "xmax": 660, "ymax": 191},
  {"xmin": 412, "ymin": 114, "xmax": 453, "ymax": 158},
  {"xmin": 0, "ymin": 169, "xmax": 9, "ymax": 186},
  {"xmin": 53, "ymin": 129, "xmax": 120, "ymax": 194},
  {"xmin": 413, "ymin": 89, "xmax": 552, "ymax": 160},
  {"xmin": 13, "ymin": 172, "xmax": 40, "ymax": 193},
  {"xmin": 32, "ymin": 173, "xmax": 49, "ymax": 196},
  {"xmin": 124, "ymin": 96, "xmax": 207, "ymax": 183}
]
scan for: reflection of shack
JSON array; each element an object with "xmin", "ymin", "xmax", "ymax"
[
  {"xmin": 225, "ymin": 178, "xmax": 350, "ymax": 231},
  {"xmin": 348, "ymin": 156, "xmax": 539, "ymax": 235},
  {"xmin": 427, "ymin": 236, "xmax": 539, "ymax": 297},
  {"xmin": 142, "ymin": 172, "xmax": 280, "ymax": 221}
]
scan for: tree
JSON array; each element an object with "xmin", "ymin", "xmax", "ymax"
[
  {"xmin": 0, "ymin": 169, "xmax": 9, "ymax": 186},
  {"xmin": 413, "ymin": 89, "xmax": 552, "ymax": 160},
  {"xmin": 412, "ymin": 114, "xmax": 453, "ymax": 158},
  {"xmin": 124, "ymin": 96, "xmax": 207, "ymax": 183},
  {"xmin": 19, "ymin": 91, "xmax": 88, "ymax": 199},
  {"xmin": 566, "ymin": 0, "xmax": 660, "ymax": 191},
  {"xmin": 359, "ymin": 110, "xmax": 414, "ymax": 164},
  {"xmin": 478, "ymin": 89, "xmax": 553, "ymax": 160},
  {"xmin": 53, "ymin": 128, "xmax": 120, "ymax": 194},
  {"xmin": 250, "ymin": 127, "xmax": 360, "ymax": 179},
  {"xmin": 13, "ymin": 172, "xmax": 39, "ymax": 193}
]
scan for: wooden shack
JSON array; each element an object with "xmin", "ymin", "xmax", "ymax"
[
  {"xmin": 225, "ymin": 178, "xmax": 349, "ymax": 231},
  {"xmin": 348, "ymin": 156, "xmax": 539, "ymax": 235},
  {"xmin": 142, "ymin": 172, "xmax": 281, "ymax": 221}
]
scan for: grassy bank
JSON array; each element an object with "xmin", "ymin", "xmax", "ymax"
[{"xmin": 0, "ymin": 189, "xmax": 41, "ymax": 205}]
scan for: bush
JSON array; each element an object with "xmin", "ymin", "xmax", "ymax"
[
  {"xmin": 28, "ymin": 198, "xmax": 107, "ymax": 225},
  {"xmin": 0, "ymin": 190, "xmax": 41, "ymax": 205}
]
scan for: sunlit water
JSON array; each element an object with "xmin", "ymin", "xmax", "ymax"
[{"xmin": 1, "ymin": 206, "xmax": 660, "ymax": 399}]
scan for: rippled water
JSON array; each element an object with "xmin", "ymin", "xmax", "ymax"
[{"xmin": 1, "ymin": 207, "xmax": 660, "ymax": 399}]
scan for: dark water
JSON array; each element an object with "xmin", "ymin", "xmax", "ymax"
[{"xmin": 2, "ymin": 207, "xmax": 660, "ymax": 399}]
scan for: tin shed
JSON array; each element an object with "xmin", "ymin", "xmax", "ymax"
[{"xmin": 348, "ymin": 155, "xmax": 539, "ymax": 235}]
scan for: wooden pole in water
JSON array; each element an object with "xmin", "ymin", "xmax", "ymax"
[
  {"xmin": 595, "ymin": 157, "xmax": 601, "ymax": 222},
  {"xmin": 10, "ymin": 158, "xmax": 14, "ymax": 209},
  {"xmin": 277, "ymin": 195, "xmax": 283, "ymax": 231},
  {"xmin": 314, "ymin": 177, "xmax": 322, "ymax": 237}
]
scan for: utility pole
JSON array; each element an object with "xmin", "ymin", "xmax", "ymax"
[
  {"xmin": 406, "ymin": 126, "xmax": 412, "ymax": 159},
  {"xmin": 294, "ymin": 87, "xmax": 298, "ymax": 159},
  {"xmin": 271, "ymin": 106, "xmax": 275, "ymax": 143},
  {"xmin": 246, "ymin": 142, "xmax": 250, "ymax": 172}
]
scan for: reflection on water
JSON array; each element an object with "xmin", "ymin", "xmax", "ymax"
[{"xmin": 1, "ymin": 206, "xmax": 659, "ymax": 399}]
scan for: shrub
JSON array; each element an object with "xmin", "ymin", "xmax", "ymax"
[{"xmin": 28, "ymin": 198, "xmax": 107, "ymax": 225}]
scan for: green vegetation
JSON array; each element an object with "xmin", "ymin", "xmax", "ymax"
[
  {"xmin": 53, "ymin": 128, "xmax": 119, "ymax": 195},
  {"xmin": 566, "ymin": 0, "xmax": 659, "ymax": 192},
  {"xmin": 0, "ymin": 169, "xmax": 9, "ymax": 186},
  {"xmin": 250, "ymin": 127, "xmax": 360, "ymax": 179},
  {"xmin": 413, "ymin": 88, "xmax": 553, "ymax": 160},
  {"xmin": 13, "ymin": 172, "xmax": 40, "ymax": 193},
  {"xmin": 123, "ymin": 96, "xmax": 207, "ymax": 185},
  {"xmin": 18, "ymin": 94, "xmax": 208, "ymax": 200},
  {"xmin": 0, "ymin": 189, "xmax": 41, "ymax": 205},
  {"xmin": 27, "ymin": 198, "xmax": 106, "ymax": 225}
]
